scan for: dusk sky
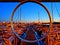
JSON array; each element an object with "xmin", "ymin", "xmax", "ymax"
[{"xmin": 0, "ymin": 2, "xmax": 60, "ymax": 22}]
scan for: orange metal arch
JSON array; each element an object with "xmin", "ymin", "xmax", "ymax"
[{"xmin": 10, "ymin": 0, "xmax": 52, "ymax": 43}]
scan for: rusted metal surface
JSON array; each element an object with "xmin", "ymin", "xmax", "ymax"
[{"xmin": 0, "ymin": 36, "xmax": 14, "ymax": 45}]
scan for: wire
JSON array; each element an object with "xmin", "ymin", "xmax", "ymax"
[{"xmin": 54, "ymin": 3, "xmax": 60, "ymax": 17}]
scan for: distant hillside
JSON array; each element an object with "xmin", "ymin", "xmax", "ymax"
[
  {"xmin": 53, "ymin": 22, "xmax": 60, "ymax": 24},
  {"xmin": 42, "ymin": 22, "xmax": 60, "ymax": 24}
]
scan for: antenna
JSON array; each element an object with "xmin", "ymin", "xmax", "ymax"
[
  {"xmin": 20, "ymin": 7, "xmax": 21, "ymax": 23},
  {"xmin": 38, "ymin": 11, "xmax": 40, "ymax": 23},
  {"xmin": 51, "ymin": 2, "xmax": 54, "ymax": 22}
]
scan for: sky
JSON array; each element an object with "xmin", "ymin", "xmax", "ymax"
[{"xmin": 0, "ymin": 2, "xmax": 60, "ymax": 22}]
